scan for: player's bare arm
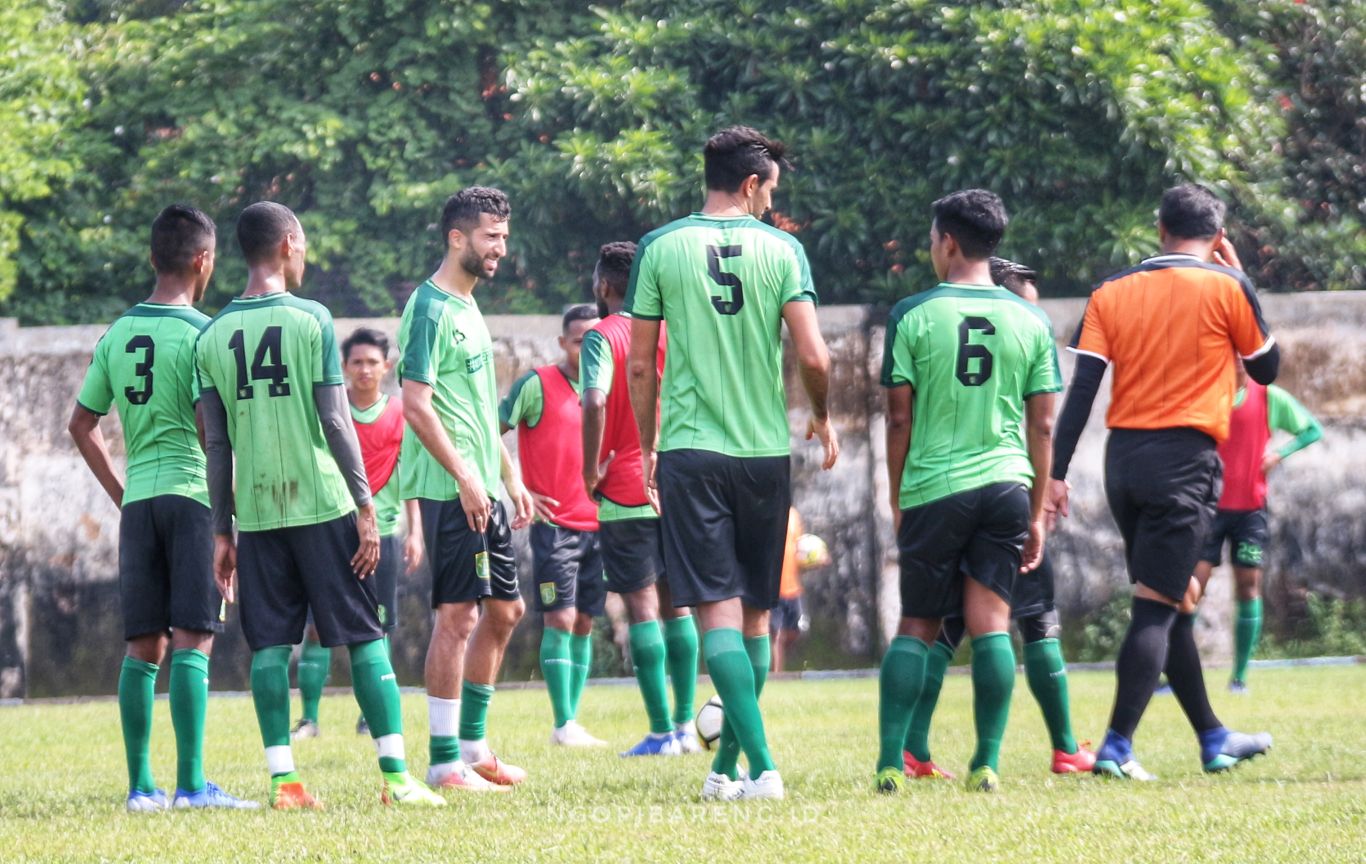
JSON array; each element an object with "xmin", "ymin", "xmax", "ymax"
[
  {"xmin": 315, "ymin": 383, "xmax": 379, "ymax": 578},
  {"xmin": 1046, "ymin": 353, "xmax": 1107, "ymax": 529},
  {"xmin": 402, "ymin": 378, "xmax": 490, "ymax": 532},
  {"xmin": 67, "ymin": 404, "xmax": 125, "ymax": 508},
  {"xmin": 625, "ymin": 317, "xmax": 663, "ymax": 512},
  {"xmin": 500, "ymin": 439, "xmax": 534, "ymax": 530},
  {"xmin": 1022, "ymin": 392, "xmax": 1056, "ymax": 572},
  {"xmin": 782, "ymin": 300, "xmax": 839, "ymax": 470},
  {"xmin": 402, "ymin": 498, "xmax": 424, "ymax": 574},
  {"xmin": 884, "ymin": 384, "xmax": 913, "ymax": 534},
  {"xmin": 580, "ymin": 387, "xmax": 609, "ymax": 501}
]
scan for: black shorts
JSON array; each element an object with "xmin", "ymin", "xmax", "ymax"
[
  {"xmin": 373, "ymin": 534, "xmax": 402, "ymax": 632},
  {"xmin": 1199, "ymin": 508, "xmax": 1269, "ymax": 569},
  {"xmin": 598, "ymin": 518, "xmax": 663, "ymax": 597},
  {"xmin": 1010, "ymin": 550, "xmax": 1057, "ymax": 620},
  {"xmin": 897, "ymin": 482, "xmax": 1029, "ymax": 620},
  {"xmin": 530, "ymin": 522, "xmax": 605, "ymax": 614},
  {"xmin": 420, "ymin": 497, "xmax": 520, "ymax": 605},
  {"xmin": 119, "ymin": 495, "xmax": 222, "ymax": 640},
  {"xmin": 237, "ymin": 514, "xmax": 383, "ymax": 651},
  {"xmin": 770, "ymin": 596, "xmax": 804, "ymax": 632},
  {"xmin": 657, "ymin": 449, "xmax": 791, "ymax": 610},
  {"xmin": 1104, "ymin": 429, "xmax": 1222, "ymax": 603}
]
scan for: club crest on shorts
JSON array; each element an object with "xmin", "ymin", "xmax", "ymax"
[
  {"xmin": 539, "ymin": 582, "xmax": 556, "ymax": 606},
  {"xmin": 475, "ymin": 550, "xmax": 490, "ymax": 580}
]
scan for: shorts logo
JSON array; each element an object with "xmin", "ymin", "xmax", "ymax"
[
  {"xmin": 539, "ymin": 582, "xmax": 557, "ymax": 606},
  {"xmin": 377, "ymin": 604, "xmax": 388, "ymax": 626},
  {"xmin": 475, "ymin": 550, "xmax": 490, "ymax": 580},
  {"xmin": 1235, "ymin": 541, "xmax": 1263, "ymax": 565}
]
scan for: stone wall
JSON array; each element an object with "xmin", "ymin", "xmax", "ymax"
[{"xmin": 1, "ymin": 293, "xmax": 1362, "ymax": 697}]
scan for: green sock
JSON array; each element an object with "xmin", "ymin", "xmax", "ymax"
[
  {"xmin": 169, "ymin": 649, "xmax": 209, "ymax": 793},
  {"xmin": 296, "ymin": 639, "xmax": 330, "ymax": 723},
  {"xmin": 703, "ymin": 628, "xmax": 775, "ymax": 775},
  {"xmin": 1233, "ymin": 597, "xmax": 1263, "ymax": 684},
  {"xmin": 629, "ymin": 620, "xmax": 673, "ymax": 734},
  {"xmin": 118, "ymin": 656, "xmax": 159, "ymax": 794},
  {"xmin": 878, "ymin": 636, "xmax": 928, "ymax": 772},
  {"xmin": 969, "ymin": 632, "xmax": 1015, "ymax": 773},
  {"xmin": 540, "ymin": 627, "xmax": 575, "ymax": 728},
  {"xmin": 569, "ymin": 632, "xmax": 592, "ymax": 719},
  {"xmin": 711, "ymin": 634, "xmax": 770, "ymax": 780},
  {"xmin": 349, "ymin": 639, "xmax": 406, "ymax": 773},
  {"xmin": 1024, "ymin": 638, "xmax": 1077, "ymax": 754},
  {"xmin": 905, "ymin": 640, "xmax": 953, "ymax": 762},
  {"xmin": 250, "ymin": 646, "xmax": 294, "ymax": 750},
  {"xmin": 664, "ymin": 615, "xmax": 700, "ymax": 727},
  {"xmin": 459, "ymin": 681, "xmax": 495, "ymax": 742}
]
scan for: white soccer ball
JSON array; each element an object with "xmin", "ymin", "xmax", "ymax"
[
  {"xmin": 694, "ymin": 694, "xmax": 724, "ymax": 750},
  {"xmin": 796, "ymin": 533, "xmax": 829, "ymax": 568}
]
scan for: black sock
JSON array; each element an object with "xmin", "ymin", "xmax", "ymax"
[
  {"xmin": 1109, "ymin": 598, "xmax": 1178, "ymax": 740},
  {"xmin": 1164, "ymin": 612, "xmax": 1222, "ymax": 733}
]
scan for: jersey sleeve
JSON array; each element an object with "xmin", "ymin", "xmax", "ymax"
[
  {"xmin": 580, "ymin": 330, "xmax": 615, "ymax": 394},
  {"xmin": 315, "ymin": 309, "xmax": 343, "ymax": 385},
  {"xmin": 879, "ymin": 307, "xmax": 916, "ymax": 388},
  {"xmin": 75, "ymin": 334, "xmax": 114, "ymax": 415},
  {"xmin": 1068, "ymin": 292, "xmax": 1110, "ymax": 362},
  {"xmin": 1026, "ymin": 318, "xmax": 1064, "ymax": 397},
  {"xmin": 623, "ymin": 240, "xmax": 662, "ymax": 320},
  {"xmin": 399, "ymin": 311, "xmax": 441, "ymax": 386},
  {"xmin": 1225, "ymin": 277, "xmax": 1274, "ymax": 360},
  {"xmin": 499, "ymin": 370, "xmax": 543, "ymax": 428},
  {"xmin": 1266, "ymin": 385, "xmax": 1319, "ymax": 436},
  {"xmin": 780, "ymin": 240, "xmax": 818, "ymax": 305}
]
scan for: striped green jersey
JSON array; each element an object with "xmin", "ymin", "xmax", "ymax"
[
  {"xmin": 397, "ymin": 280, "xmax": 501, "ymax": 500},
  {"xmin": 195, "ymin": 293, "xmax": 354, "ymax": 530},
  {"xmin": 881, "ymin": 283, "xmax": 1062, "ymax": 508},
  {"xmin": 625, "ymin": 212, "xmax": 816, "ymax": 458},
  {"xmin": 76, "ymin": 303, "xmax": 211, "ymax": 506}
]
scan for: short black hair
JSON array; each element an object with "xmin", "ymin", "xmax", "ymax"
[
  {"xmin": 931, "ymin": 189, "xmax": 1008, "ymax": 260},
  {"xmin": 236, "ymin": 201, "xmax": 299, "ymax": 264},
  {"xmin": 595, "ymin": 241, "xmax": 637, "ymax": 294},
  {"xmin": 989, "ymin": 256, "xmax": 1038, "ymax": 297},
  {"xmin": 341, "ymin": 327, "xmax": 390, "ymax": 361},
  {"xmin": 561, "ymin": 304, "xmax": 598, "ymax": 332},
  {"xmin": 1158, "ymin": 183, "xmax": 1225, "ymax": 240},
  {"xmin": 150, "ymin": 204, "xmax": 216, "ymax": 274},
  {"xmin": 440, "ymin": 186, "xmax": 511, "ymax": 241},
  {"xmin": 703, "ymin": 126, "xmax": 791, "ymax": 193}
]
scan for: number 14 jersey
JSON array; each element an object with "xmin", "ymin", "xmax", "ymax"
[
  {"xmin": 195, "ymin": 292, "xmax": 354, "ymax": 531},
  {"xmin": 625, "ymin": 212, "xmax": 817, "ymax": 459},
  {"xmin": 881, "ymin": 284, "xmax": 1061, "ymax": 509}
]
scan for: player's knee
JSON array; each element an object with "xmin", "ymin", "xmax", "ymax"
[
  {"xmin": 1018, "ymin": 610, "xmax": 1061, "ymax": 643},
  {"xmin": 572, "ymin": 612, "xmax": 595, "ymax": 636},
  {"xmin": 125, "ymin": 632, "xmax": 167, "ymax": 664},
  {"xmin": 434, "ymin": 603, "xmax": 478, "ymax": 641},
  {"xmin": 485, "ymin": 598, "xmax": 525, "ymax": 632},
  {"xmin": 544, "ymin": 608, "xmax": 575, "ymax": 632}
]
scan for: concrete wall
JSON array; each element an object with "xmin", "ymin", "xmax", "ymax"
[{"xmin": 1, "ymin": 293, "xmax": 1362, "ymax": 697}]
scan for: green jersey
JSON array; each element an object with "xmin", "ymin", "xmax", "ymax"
[
  {"xmin": 76, "ymin": 303, "xmax": 211, "ymax": 506},
  {"xmin": 499, "ymin": 368, "xmax": 584, "ymax": 429},
  {"xmin": 625, "ymin": 212, "xmax": 816, "ymax": 458},
  {"xmin": 398, "ymin": 280, "xmax": 501, "ymax": 500},
  {"xmin": 881, "ymin": 283, "xmax": 1062, "ymax": 509},
  {"xmin": 195, "ymin": 293, "xmax": 354, "ymax": 531},
  {"xmin": 350, "ymin": 395, "xmax": 402, "ymax": 537}
]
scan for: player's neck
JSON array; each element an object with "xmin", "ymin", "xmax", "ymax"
[
  {"xmin": 243, "ymin": 268, "xmax": 290, "ymax": 298},
  {"xmin": 699, "ymin": 190, "xmax": 754, "ymax": 218},
  {"xmin": 431, "ymin": 259, "xmax": 478, "ymax": 299},
  {"xmin": 601, "ymin": 297, "xmax": 626, "ymax": 316},
  {"xmin": 558, "ymin": 358, "xmax": 578, "ymax": 382},
  {"xmin": 145, "ymin": 276, "xmax": 196, "ymax": 306},
  {"xmin": 1157, "ymin": 238, "xmax": 1213, "ymax": 261},
  {"xmin": 941, "ymin": 258, "xmax": 994, "ymax": 287},
  {"xmin": 348, "ymin": 385, "xmax": 383, "ymax": 410}
]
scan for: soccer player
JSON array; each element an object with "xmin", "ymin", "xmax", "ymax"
[
  {"xmin": 291, "ymin": 327, "xmax": 425, "ymax": 739},
  {"xmin": 197, "ymin": 201, "xmax": 442, "ymax": 808},
  {"xmin": 583, "ymin": 241, "xmax": 701, "ymax": 758},
  {"xmin": 1048, "ymin": 183, "xmax": 1279, "ymax": 779},
  {"xmin": 876, "ymin": 191, "xmax": 1061, "ymax": 795},
  {"xmin": 901, "ymin": 257, "xmax": 1095, "ymax": 780},
  {"xmin": 1193, "ymin": 360, "xmax": 1321, "ymax": 692},
  {"xmin": 499, "ymin": 303, "xmax": 610, "ymax": 747},
  {"xmin": 69, "ymin": 204, "xmax": 257, "ymax": 811},
  {"xmin": 399, "ymin": 187, "xmax": 535, "ymax": 791},
  {"xmin": 770, "ymin": 508, "xmax": 824, "ymax": 674},
  {"xmin": 626, "ymin": 126, "xmax": 839, "ymax": 801}
]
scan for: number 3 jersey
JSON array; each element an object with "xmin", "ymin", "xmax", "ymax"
[
  {"xmin": 194, "ymin": 293, "xmax": 354, "ymax": 530},
  {"xmin": 625, "ymin": 212, "xmax": 816, "ymax": 459},
  {"xmin": 77, "ymin": 303, "xmax": 212, "ymax": 506},
  {"xmin": 881, "ymin": 284, "xmax": 1061, "ymax": 509}
]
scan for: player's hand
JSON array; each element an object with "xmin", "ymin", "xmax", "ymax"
[
  {"xmin": 642, "ymin": 450, "xmax": 660, "ymax": 514},
  {"xmin": 213, "ymin": 534, "xmax": 237, "ymax": 604},
  {"xmin": 457, "ymin": 472, "xmax": 491, "ymax": 533},
  {"xmin": 529, "ymin": 491, "xmax": 560, "ymax": 523},
  {"xmin": 1044, "ymin": 478, "xmax": 1070, "ymax": 531},
  {"xmin": 1261, "ymin": 451, "xmax": 1282, "ymax": 474},
  {"xmin": 352, "ymin": 504, "xmax": 381, "ymax": 579},
  {"xmin": 1212, "ymin": 235, "xmax": 1243, "ymax": 271},
  {"xmin": 508, "ymin": 481, "xmax": 535, "ymax": 531},
  {"xmin": 889, "ymin": 491, "xmax": 902, "ymax": 534},
  {"xmin": 582, "ymin": 467, "xmax": 601, "ymax": 503},
  {"xmin": 807, "ymin": 415, "xmax": 839, "ymax": 470},
  {"xmin": 403, "ymin": 529, "xmax": 424, "ymax": 575},
  {"xmin": 1021, "ymin": 518, "xmax": 1045, "ymax": 573}
]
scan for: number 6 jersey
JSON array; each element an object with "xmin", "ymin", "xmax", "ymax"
[
  {"xmin": 880, "ymin": 284, "xmax": 1061, "ymax": 509},
  {"xmin": 194, "ymin": 292, "xmax": 354, "ymax": 530},
  {"xmin": 77, "ymin": 303, "xmax": 212, "ymax": 506},
  {"xmin": 625, "ymin": 213, "xmax": 817, "ymax": 459}
]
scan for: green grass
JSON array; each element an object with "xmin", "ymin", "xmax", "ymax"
[{"xmin": 1, "ymin": 666, "xmax": 1362, "ymax": 863}]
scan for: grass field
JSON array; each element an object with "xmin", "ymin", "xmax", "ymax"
[{"xmin": 0, "ymin": 665, "xmax": 1362, "ymax": 863}]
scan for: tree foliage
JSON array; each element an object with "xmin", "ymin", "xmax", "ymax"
[{"xmin": 0, "ymin": 0, "xmax": 1359, "ymax": 324}]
